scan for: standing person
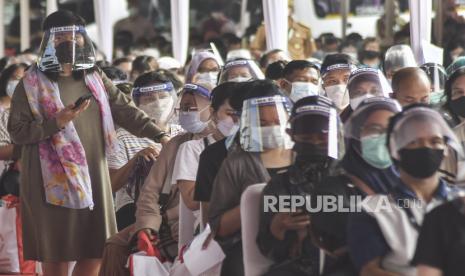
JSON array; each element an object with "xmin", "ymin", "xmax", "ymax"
[
  {"xmin": 7, "ymin": 11, "xmax": 168, "ymax": 276},
  {"xmin": 0, "ymin": 63, "xmax": 28, "ymax": 110}
]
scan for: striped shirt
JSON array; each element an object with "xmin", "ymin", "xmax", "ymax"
[{"xmin": 107, "ymin": 127, "xmax": 160, "ymax": 211}]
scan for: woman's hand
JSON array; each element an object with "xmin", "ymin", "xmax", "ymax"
[
  {"xmin": 56, "ymin": 100, "xmax": 91, "ymax": 129},
  {"xmin": 270, "ymin": 209, "xmax": 310, "ymax": 241},
  {"xmin": 135, "ymin": 146, "xmax": 159, "ymax": 161}
]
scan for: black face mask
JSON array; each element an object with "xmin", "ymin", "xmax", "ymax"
[
  {"xmin": 362, "ymin": 50, "xmax": 380, "ymax": 59},
  {"xmin": 398, "ymin": 148, "xmax": 444, "ymax": 179},
  {"xmin": 449, "ymin": 96, "xmax": 465, "ymax": 118},
  {"xmin": 293, "ymin": 142, "xmax": 332, "ymax": 182},
  {"xmin": 293, "ymin": 142, "xmax": 328, "ymax": 161},
  {"xmin": 55, "ymin": 41, "xmax": 75, "ymax": 64}
]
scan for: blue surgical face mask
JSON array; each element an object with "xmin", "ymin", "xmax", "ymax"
[{"xmin": 360, "ymin": 134, "xmax": 392, "ymax": 169}]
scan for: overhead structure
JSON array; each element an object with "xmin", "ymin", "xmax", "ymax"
[
  {"xmin": 170, "ymin": 0, "xmax": 190, "ymax": 65},
  {"xmin": 262, "ymin": 0, "xmax": 288, "ymax": 52}
]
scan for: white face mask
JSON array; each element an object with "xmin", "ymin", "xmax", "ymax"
[
  {"xmin": 217, "ymin": 117, "xmax": 239, "ymax": 137},
  {"xmin": 260, "ymin": 125, "xmax": 286, "ymax": 149},
  {"xmin": 196, "ymin": 72, "xmax": 219, "ymax": 87},
  {"xmin": 290, "ymin": 82, "xmax": 319, "ymax": 102},
  {"xmin": 139, "ymin": 97, "xmax": 174, "ymax": 123},
  {"xmin": 6, "ymin": 80, "xmax": 19, "ymax": 98},
  {"xmin": 228, "ymin": 76, "xmax": 250, "ymax": 83},
  {"xmin": 179, "ymin": 110, "xmax": 208, "ymax": 134},
  {"xmin": 349, "ymin": 94, "xmax": 374, "ymax": 110},
  {"xmin": 325, "ymin": 84, "xmax": 349, "ymax": 110}
]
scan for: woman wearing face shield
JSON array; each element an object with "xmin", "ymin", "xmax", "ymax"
[
  {"xmin": 438, "ymin": 57, "xmax": 465, "ymax": 183},
  {"xmin": 320, "ymin": 54, "xmax": 357, "ymax": 112},
  {"xmin": 100, "ymin": 83, "xmax": 215, "ymax": 275},
  {"xmin": 185, "ymin": 51, "xmax": 221, "ymax": 87},
  {"xmin": 218, "ymin": 59, "xmax": 265, "ymax": 84},
  {"xmin": 340, "ymin": 68, "xmax": 392, "ymax": 123},
  {"xmin": 208, "ymin": 80, "xmax": 293, "ymax": 276},
  {"xmin": 7, "ymin": 10, "xmax": 169, "ymax": 276},
  {"xmin": 107, "ymin": 71, "xmax": 179, "ymax": 231},
  {"xmin": 342, "ymin": 97, "xmax": 401, "ymax": 194},
  {"xmin": 257, "ymin": 96, "xmax": 358, "ymax": 276},
  {"xmin": 348, "ymin": 105, "xmax": 463, "ymax": 276}
]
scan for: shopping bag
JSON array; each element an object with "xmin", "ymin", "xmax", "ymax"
[
  {"xmin": 0, "ymin": 195, "xmax": 35, "ymax": 274},
  {"xmin": 128, "ymin": 231, "xmax": 171, "ymax": 276}
]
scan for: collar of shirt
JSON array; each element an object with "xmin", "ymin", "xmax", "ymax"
[{"xmin": 390, "ymin": 179, "xmax": 451, "ymax": 202}]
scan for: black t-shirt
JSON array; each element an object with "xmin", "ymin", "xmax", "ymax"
[
  {"xmin": 194, "ymin": 138, "xmax": 228, "ymax": 202},
  {"xmin": 412, "ymin": 197, "xmax": 465, "ymax": 276}
]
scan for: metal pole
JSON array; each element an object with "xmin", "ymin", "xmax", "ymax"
[
  {"xmin": 341, "ymin": 0, "xmax": 349, "ymax": 38},
  {"xmin": 20, "ymin": 0, "xmax": 30, "ymax": 51},
  {"xmin": 0, "ymin": 0, "xmax": 4, "ymax": 57},
  {"xmin": 384, "ymin": 0, "xmax": 395, "ymax": 46}
]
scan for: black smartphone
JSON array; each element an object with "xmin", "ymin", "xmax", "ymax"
[{"xmin": 73, "ymin": 94, "xmax": 93, "ymax": 110}]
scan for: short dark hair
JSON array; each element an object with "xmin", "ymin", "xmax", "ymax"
[
  {"xmin": 133, "ymin": 71, "xmax": 171, "ymax": 88},
  {"xmin": 391, "ymin": 67, "xmax": 429, "ymax": 93},
  {"xmin": 155, "ymin": 69, "xmax": 183, "ymax": 91},
  {"xmin": 132, "ymin": 55, "xmax": 158, "ymax": 74},
  {"xmin": 211, "ymin": 82, "xmax": 245, "ymax": 112},
  {"xmin": 282, "ymin": 60, "xmax": 319, "ymax": 79},
  {"xmin": 101, "ymin": 66, "xmax": 127, "ymax": 81},
  {"xmin": 43, "ymin": 10, "xmax": 86, "ymax": 30},
  {"xmin": 259, "ymin": 49, "xmax": 285, "ymax": 68},
  {"xmin": 243, "ymin": 79, "xmax": 284, "ymax": 99},
  {"xmin": 265, "ymin": 60, "xmax": 287, "ymax": 80}
]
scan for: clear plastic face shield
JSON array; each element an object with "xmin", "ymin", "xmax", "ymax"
[
  {"xmin": 344, "ymin": 97, "xmax": 402, "ymax": 168},
  {"xmin": 345, "ymin": 68, "xmax": 392, "ymax": 110},
  {"xmin": 176, "ymin": 84, "xmax": 212, "ymax": 134},
  {"xmin": 388, "ymin": 107, "xmax": 463, "ymax": 161},
  {"xmin": 420, "ymin": 63, "xmax": 447, "ymax": 105},
  {"xmin": 321, "ymin": 63, "xmax": 357, "ymax": 110},
  {"xmin": 290, "ymin": 104, "xmax": 343, "ymax": 160},
  {"xmin": 383, "ymin": 44, "xmax": 417, "ymax": 80},
  {"xmin": 37, "ymin": 25, "xmax": 96, "ymax": 72},
  {"xmin": 240, "ymin": 96, "xmax": 294, "ymax": 152},
  {"xmin": 218, "ymin": 59, "xmax": 265, "ymax": 84},
  {"xmin": 132, "ymin": 82, "xmax": 177, "ymax": 125}
]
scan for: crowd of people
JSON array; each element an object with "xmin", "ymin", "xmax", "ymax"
[{"xmin": 2, "ymin": 4, "xmax": 465, "ymax": 276}]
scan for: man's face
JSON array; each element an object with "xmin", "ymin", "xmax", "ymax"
[
  {"xmin": 281, "ymin": 67, "xmax": 319, "ymax": 94},
  {"xmin": 322, "ymin": 69, "xmax": 350, "ymax": 89},
  {"xmin": 394, "ymin": 76, "xmax": 431, "ymax": 107}
]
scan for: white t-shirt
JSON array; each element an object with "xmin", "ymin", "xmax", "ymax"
[
  {"xmin": 171, "ymin": 134, "xmax": 217, "ymax": 185},
  {"xmin": 171, "ymin": 134, "xmax": 217, "ymax": 224}
]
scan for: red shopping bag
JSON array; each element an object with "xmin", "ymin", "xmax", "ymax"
[{"xmin": 0, "ymin": 195, "xmax": 35, "ymax": 274}]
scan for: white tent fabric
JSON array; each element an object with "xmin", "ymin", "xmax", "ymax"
[
  {"xmin": 409, "ymin": 0, "xmax": 433, "ymax": 64},
  {"xmin": 93, "ymin": 0, "xmax": 113, "ymax": 61},
  {"xmin": 170, "ymin": 0, "xmax": 190, "ymax": 66},
  {"xmin": 46, "ymin": 0, "xmax": 58, "ymax": 16},
  {"xmin": 262, "ymin": 0, "xmax": 288, "ymax": 52},
  {"xmin": 240, "ymin": 183, "xmax": 274, "ymax": 276},
  {"xmin": 20, "ymin": 0, "xmax": 30, "ymax": 51}
]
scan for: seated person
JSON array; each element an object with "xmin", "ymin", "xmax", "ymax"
[
  {"xmin": 218, "ymin": 59, "xmax": 264, "ymax": 83},
  {"xmin": 340, "ymin": 67, "xmax": 391, "ymax": 122},
  {"xmin": 348, "ymin": 104, "xmax": 464, "ymax": 276},
  {"xmin": 257, "ymin": 95, "xmax": 347, "ymax": 275},
  {"xmin": 391, "ymin": 67, "xmax": 431, "ymax": 107},
  {"xmin": 208, "ymin": 80, "xmax": 294, "ymax": 276},
  {"xmin": 278, "ymin": 60, "xmax": 320, "ymax": 102}
]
